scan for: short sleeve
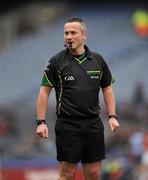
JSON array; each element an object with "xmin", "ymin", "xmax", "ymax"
[
  {"xmin": 41, "ymin": 58, "xmax": 57, "ymax": 87},
  {"xmin": 100, "ymin": 59, "xmax": 113, "ymax": 88}
]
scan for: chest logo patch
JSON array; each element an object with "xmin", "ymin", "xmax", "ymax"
[
  {"xmin": 86, "ymin": 70, "xmax": 101, "ymax": 79},
  {"xmin": 64, "ymin": 76, "xmax": 75, "ymax": 81}
]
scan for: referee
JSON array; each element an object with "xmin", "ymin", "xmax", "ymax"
[{"xmin": 36, "ymin": 17, "xmax": 120, "ymax": 180}]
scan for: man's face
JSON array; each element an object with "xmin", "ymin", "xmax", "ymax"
[{"xmin": 64, "ymin": 22, "xmax": 87, "ymax": 50}]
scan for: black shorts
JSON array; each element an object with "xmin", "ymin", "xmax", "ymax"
[{"xmin": 55, "ymin": 119, "xmax": 105, "ymax": 163}]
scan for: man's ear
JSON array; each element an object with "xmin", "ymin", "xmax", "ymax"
[{"xmin": 83, "ymin": 32, "xmax": 88, "ymax": 41}]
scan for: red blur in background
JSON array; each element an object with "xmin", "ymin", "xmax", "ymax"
[{"xmin": 0, "ymin": 168, "xmax": 84, "ymax": 180}]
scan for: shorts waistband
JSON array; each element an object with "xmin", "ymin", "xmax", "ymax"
[{"xmin": 57, "ymin": 114, "xmax": 99, "ymax": 120}]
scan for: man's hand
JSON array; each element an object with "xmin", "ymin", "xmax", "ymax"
[
  {"xmin": 36, "ymin": 124, "xmax": 48, "ymax": 138},
  {"xmin": 109, "ymin": 118, "xmax": 120, "ymax": 132}
]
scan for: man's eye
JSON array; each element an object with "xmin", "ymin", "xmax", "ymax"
[{"xmin": 71, "ymin": 32, "xmax": 76, "ymax": 35}]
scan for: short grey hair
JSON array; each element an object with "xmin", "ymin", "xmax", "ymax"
[{"xmin": 65, "ymin": 17, "xmax": 87, "ymax": 33}]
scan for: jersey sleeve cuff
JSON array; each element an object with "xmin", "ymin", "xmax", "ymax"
[{"xmin": 41, "ymin": 72, "xmax": 54, "ymax": 87}]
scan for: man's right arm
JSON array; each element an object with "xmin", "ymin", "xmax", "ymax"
[
  {"xmin": 37, "ymin": 86, "xmax": 52, "ymax": 119},
  {"xmin": 36, "ymin": 86, "xmax": 52, "ymax": 138}
]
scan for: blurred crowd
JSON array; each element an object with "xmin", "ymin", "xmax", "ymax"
[
  {"xmin": 101, "ymin": 83, "xmax": 148, "ymax": 179},
  {"xmin": 0, "ymin": 1, "xmax": 69, "ymax": 53},
  {"xmin": 0, "ymin": 1, "xmax": 148, "ymax": 180}
]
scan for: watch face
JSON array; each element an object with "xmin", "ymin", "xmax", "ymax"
[{"xmin": 36, "ymin": 120, "xmax": 46, "ymax": 125}]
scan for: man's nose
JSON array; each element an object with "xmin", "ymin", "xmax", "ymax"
[{"xmin": 67, "ymin": 33, "xmax": 72, "ymax": 39}]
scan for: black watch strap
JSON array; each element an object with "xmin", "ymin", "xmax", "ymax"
[
  {"xmin": 36, "ymin": 119, "xmax": 46, "ymax": 126},
  {"xmin": 109, "ymin": 114, "xmax": 117, "ymax": 120}
]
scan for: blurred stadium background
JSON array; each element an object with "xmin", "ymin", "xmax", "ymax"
[{"xmin": 0, "ymin": 0, "xmax": 148, "ymax": 179}]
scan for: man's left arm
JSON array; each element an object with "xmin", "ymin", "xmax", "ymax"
[{"xmin": 102, "ymin": 85, "xmax": 120, "ymax": 132}]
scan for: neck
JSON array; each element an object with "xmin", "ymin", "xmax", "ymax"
[{"xmin": 71, "ymin": 46, "xmax": 85, "ymax": 56}]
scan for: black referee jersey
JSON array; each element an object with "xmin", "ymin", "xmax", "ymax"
[{"xmin": 41, "ymin": 45, "xmax": 113, "ymax": 119}]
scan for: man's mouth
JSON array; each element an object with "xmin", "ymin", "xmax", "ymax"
[{"xmin": 67, "ymin": 42, "xmax": 73, "ymax": 47}]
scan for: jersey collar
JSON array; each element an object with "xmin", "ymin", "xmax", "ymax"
[{"xmin": 65, "ymin": 45, "xmax": 93, "ymax": 61}]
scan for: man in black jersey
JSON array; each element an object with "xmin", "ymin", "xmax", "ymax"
[{"xmin": 36, "ymin": 17, "xmax": 120, "ymax": 180}]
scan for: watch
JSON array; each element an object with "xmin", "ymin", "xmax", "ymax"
[
  {"xmin": 109, "ymin": 114, "xmax": 118, "ymax": 120},
  {"xmin": 36, "ymin": 119, "xmax": 46, "ymax": 126}
]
